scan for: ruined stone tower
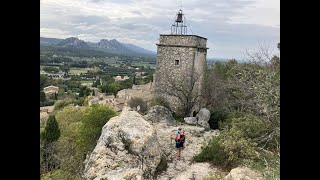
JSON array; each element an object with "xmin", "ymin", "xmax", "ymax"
[{"xmin": 154, "ymin": 9, "xmax": 208, "ymax": 116}]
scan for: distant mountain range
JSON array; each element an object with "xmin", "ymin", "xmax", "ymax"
[{"xmin": 40, "ymin": 37, "xmax": 156, "ymax": 57}]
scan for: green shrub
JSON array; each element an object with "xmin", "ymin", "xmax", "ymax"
[
  {"xmin": 209, "ymin": 108, "xmax": 228, "ymax": 130},
  {"xmin": 220, "ymin": 128, "xmax": 257, "ymax": 167},
  {"xmin": 244, "ymin": 150, "xmax": 280, "ymax": 180},
  {"xmin": 79, "ymin": 105, "xmax": 116, "ymax": 152},
  {"xmin": 41, "ymin": 169, "xmax": 80, "ymax": 180},
  {"xmin": 193, "ymin": 136, "xmax": 227, "ymax": 167},
  {"xmin": 54, "ymin": 98, "xmax": 77, "ymax": 110},
  {"xmin": 228, "ymin": 115, "xmax": 271, "ymax": 140},
  {"xmin": 40, "ymin": 100, "xmax": 55, "ymax": 107},
  {"xmin": 194, "ymin": 114, "xmax": 268, "ymax": 170},
  {"xmin": 155, "ymin": 155, "xmax": 168, "ymax": 175}
]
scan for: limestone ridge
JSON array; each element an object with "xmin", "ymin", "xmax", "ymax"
[
  {"xmin": 83, "ymin": 107, "xmax": 162, "ymax": 180},
  {"xmin": 97, "ymin": 39, "xmax": 128, "ymax": 51},
  {"xmin": 40, "ymin": 36, "xmax": 156, "ymax": 56},
  {"xmin": 57, "ymin": 37, "xmax": 90, "ymax": 48}
]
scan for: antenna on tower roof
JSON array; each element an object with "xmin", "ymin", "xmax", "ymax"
[{"xmin": 171, "ymin": 8, "xmax": 187, "ymax": 35}]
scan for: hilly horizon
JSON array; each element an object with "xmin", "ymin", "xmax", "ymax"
[{"xmin": 40, "ymin": 37, "xmax": 156, "ymax": 57}]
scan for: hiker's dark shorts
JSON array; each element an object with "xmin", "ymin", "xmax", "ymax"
[{"xmin": 176, "ymin": 142, "xmax": 184, "ymax": 148}]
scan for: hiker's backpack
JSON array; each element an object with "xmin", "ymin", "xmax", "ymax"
[{"xmin": 175, "ymin": 132, "xmax": 186, "ymax": 143}]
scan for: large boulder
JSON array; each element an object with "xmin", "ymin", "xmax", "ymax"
[
  {"xmin": 225, "ymin": 167, "xmax": 264, "ymax": 180},
  {"xmin": 83, "ymin": 107, "xmax": 162, "ymax": 180},
  {"xmin": 184, "ymin": 117, "xmax": 197, "ymax": 125},
  {"xmin": 196, "ymin": 108, "xmax": 210, "ymax": 129},
  {"xmin": 144, "ymin": 105, "xmax": 176, "ymax": 126}
]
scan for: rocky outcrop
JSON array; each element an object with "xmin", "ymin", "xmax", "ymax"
[
  {"xmin": 196, "ymin": 108, "xmax": 211, "ymax": 129},
  {"xmin": 83, "ymin": 107, "xmax": 162, "ymax": 180},
  {"xmin": 184, "ymin": 117, "xmax": 197, "ymax": 125},
  {"xmin": 144, "ymin": 105, "xmax": 176, "ymax": 126},
  {"xmin": 225, "ymin": 167, "xmax": 264, "ymax": 180}
]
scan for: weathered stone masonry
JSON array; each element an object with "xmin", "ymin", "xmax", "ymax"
[{"xmin": 154, "ymin": 34, "xmax": 208, "ymax": 114}]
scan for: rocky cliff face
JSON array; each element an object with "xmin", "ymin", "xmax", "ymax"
[
  {"xmin": 83, "ymin": 107, "xmax": 162, "ymax": 180},
  {"xmin": 57, "ymin": 37, "xmax": 89, "ymax": 48},
  {"xmin": 97, "ymin": 39, "xmax": 128, "ymax": 51}
]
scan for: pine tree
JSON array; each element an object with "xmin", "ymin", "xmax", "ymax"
[
  {"xmin": 54, "ymin": 92, "xmax": 58, "ymax": 100},
  {"xmin": 133, "ymin": 75, "xmax": 136, "ymax": 85},
  {"xmin": 41, "ymin": 116, "xmax": 61, "ymax": 145},
  {"xmin": 79, "ymin": 88, "xmax": 84, "ymax": 97},
  {"xmin": 40, "ymin": 91, "xmax": 46, "ymax": 102}
]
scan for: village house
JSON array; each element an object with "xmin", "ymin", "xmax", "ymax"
[
  {"xmin": 113, "ymin": 75, "xmax": 130, "ymax": 81},
  {"xmin": 43, "ymin": 85, "xmax": 59, "ymax": 95}
]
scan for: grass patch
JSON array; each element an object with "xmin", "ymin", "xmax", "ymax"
[{"xmin": 69, "ymin": 68, "xmax": 89, "ymax": 75}]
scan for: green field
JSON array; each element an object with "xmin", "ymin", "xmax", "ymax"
[
  {"xmin": 40, "ymin": 65, "xmax": 60, "ymax": 70},
  {"xmin": 69, "ymin": 68, "xmax": 88, "ymax": 75},
  {"xmin": 81, "ymin": 80, "xmax": 93, "ymax": 84}
]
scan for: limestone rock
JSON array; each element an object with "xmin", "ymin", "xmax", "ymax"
[
  {"xmin": 144, "ymin": 105, "xmax": 176, "ymax": 126},
  {"xmin": 155, "ymin": 123, "xmax": 219, "ymax": 180},
  {"xmin": 184, "ymin": 117, "xmax": 197, "ymax": 125},
  {"xmin": 101, "ymin": 168, "xmax": 143, "ymax": 180},
  {"xmin": 83, "ymin": 107, "xmax": 162, "ymax": 180},
  {"xmin": 196, "ymin": 108, "xmax": 210, "ymax": 129},
  {"xmin": 225, "ymin": 167, "xmax": 264, "ymax": 180},
  {"xmin": 174, "ymin": 163, "xmax": 216, "ymax": 180}
]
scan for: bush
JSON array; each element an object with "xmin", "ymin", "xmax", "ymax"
[
  {"xmin": 127, "ymin": 97, "xmax": 147, "ymax": 114},
  {"xmin": 194, "ymin": 114, "xmax": 269, "ymax": 170},
  {"xmin": 155, "ymin": 155, "xmax": 168, "ymax": 175},
  {"xmin": 208, "ymin": 108, "xmax": 228, "ymax": 130},
  {"xmin": 79, "ymin": 105, "xmax": 117, "ymax": 152},
  {"xmin": 51, "ymin": 105, "xmax": 116, "ymax": 179},
  {"xmin": 54, "ymin": 98, "xmax": 77, "ymax": 111},
  {"xmin": 227, "ymin": 115, "xmax": 271, "ymax": 140},
  {"xmin": 41, "ymin": 169, "xmax": 80, "ymax": 180},
  {"xmin": 40, "ymin": 100, "xmax": 55, "ymax": 107},
  {"xmin": 193, "ymin": 136, "xmax": 227, "ymax": 166}
]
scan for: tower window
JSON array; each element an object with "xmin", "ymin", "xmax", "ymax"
[{"xmin": 175, "ymin": 60, "xmax": 180, "ymax": 65}]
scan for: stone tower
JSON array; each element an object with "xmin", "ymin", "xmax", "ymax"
[{"xmin": 154, "ymin": 9, "xmax": 208, "ymax": 116}]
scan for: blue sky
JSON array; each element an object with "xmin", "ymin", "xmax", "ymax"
[{"xmin": 40, "ymin": 0, "xmax": 280, "ymax": 59}]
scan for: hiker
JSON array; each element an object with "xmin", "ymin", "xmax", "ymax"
[{"xmin": 174, "ymin": 127, "xmax": 186, "ymax": 160}]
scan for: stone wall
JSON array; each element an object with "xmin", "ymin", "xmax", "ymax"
[
  {"xmin": 159, "ymin": 35, "xmax": 207, "ymax": 48},
  {"xmin": 154, "ymin": 35, "xmax": 208, "ymax": 114}
]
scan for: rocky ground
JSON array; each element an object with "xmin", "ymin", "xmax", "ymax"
[
  {"xmin": 154, "ymin": 122, "xmax": 222, "ymax": 180},
  {"xmin": 83, "ymin": 106, "xmax": 263, "ymax": 180}
]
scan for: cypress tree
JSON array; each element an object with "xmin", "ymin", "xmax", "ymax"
[{"xmin": 41, "ymin": 116, "xmax": 61, "ymax": 145}]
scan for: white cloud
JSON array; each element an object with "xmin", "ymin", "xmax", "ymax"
[{"xmin": 40, "ymin": 0, "xmax": 280, "ymax": 59}]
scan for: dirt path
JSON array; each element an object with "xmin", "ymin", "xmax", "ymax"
[{"xmin": 154, "ymin": 122, "xmax": 223, "ymax": 180}]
